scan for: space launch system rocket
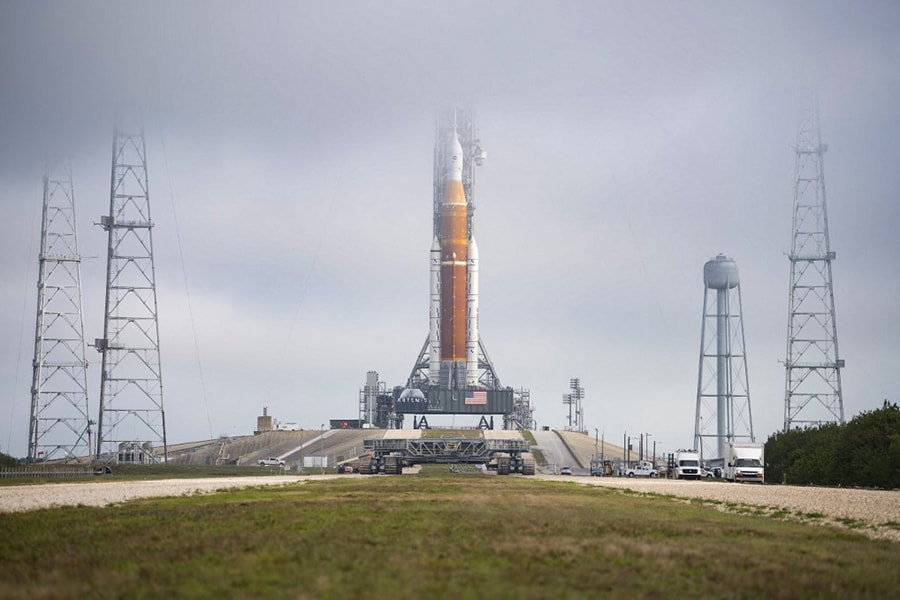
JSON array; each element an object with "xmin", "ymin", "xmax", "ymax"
[{"xmin": 429, "ymin": 129, "xmax": 479, "ymax": 388}]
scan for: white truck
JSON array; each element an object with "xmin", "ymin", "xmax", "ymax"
[
  {"xmin": 625, "ymin": 460, "xmax": 658, "ymax": 478},
  {"xmin": 675, "ymin": 450, "xmax": 702, "ymax": 480},
  {"xmin": 723, "ymin": 442, "xmax": 764, "ymax": 483}
]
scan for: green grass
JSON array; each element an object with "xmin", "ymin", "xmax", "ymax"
[
  {"xmin": 420, "ymin": 428, "xmax": 484, "ymax": 439},
  {"xmin": 1, "ymin": 476, "xmax": 898, "ymax": 599}
]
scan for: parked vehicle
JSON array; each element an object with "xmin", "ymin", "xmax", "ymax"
[
  {"xmin": 590, "ymin": 459, "xmax": 613, "ymax": 476},
  {"xmin": 257, "ymin": 457, "xmax": 285, "ymax": 467},
  {"xmin": 559, "ymin": 466, "xmax": 573, "ymax": 476},
  {"xmin": 723, "ymin": 442, "xmax": 764, "ymax": 483},
  {"xmin": 625, "ymin": 461, "xmax": 658, "ymax": 478},
  {"xmin": 675, "ymin": 450, "xmax": 702, "ymax": 480}
]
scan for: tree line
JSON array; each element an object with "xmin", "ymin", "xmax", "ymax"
[{"xmin": 765, "ymin": 401, "xmax": 900, "ymax": 489}]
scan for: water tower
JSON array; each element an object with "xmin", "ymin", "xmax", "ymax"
[{"xmin": 694, "ymin": 254, "xmax": 754, "ymax": 460}]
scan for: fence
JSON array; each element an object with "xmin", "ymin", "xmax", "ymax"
[{"xmin": 0, "ymin": 466, "xmax": 109, "ymax": 480}]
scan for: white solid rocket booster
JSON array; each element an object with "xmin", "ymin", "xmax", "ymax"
[
  {"xmin": 466, "ymin": 235, "xmax": 479, "ymax": 385},
  {"xmin": 429, "ymin": 236, "xmax": 442, "ymax": 382}
]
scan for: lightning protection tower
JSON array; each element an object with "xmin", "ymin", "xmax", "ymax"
[
  {"xmin": 95, "ymin": 120, "xmax": 167, "ymax": 463},
  {"xmin": 783, "ymin": 102, "xmax": 844, "ymax": 431},
  {"xmin": 694, "ymin": 255, "xmax": 754, "ymax": 460},
  {"xmin": 28, "ymin": 163, "xmax": 92, "ymax": 462}
]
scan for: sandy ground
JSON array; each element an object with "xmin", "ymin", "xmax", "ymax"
[{"xmin": 2, "ymin": 474, "xmax": 898, "ymax": 541}]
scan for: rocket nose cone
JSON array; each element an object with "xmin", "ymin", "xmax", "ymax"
[
  {"xmin": 467, "ymin": 236, "xmax": 479, "ymax": 259},
  {"xmin": 447, "ymin": 130, "xmax": 463, "ymax": 181}
]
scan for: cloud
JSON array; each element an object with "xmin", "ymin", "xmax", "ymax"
[{"xmin": 2, "ymin": 2, "xmax": 899, "ymax": 457}]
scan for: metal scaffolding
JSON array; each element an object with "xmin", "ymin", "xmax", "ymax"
[
  {"xmin": 505, "ymin": 388, "xmax": 535, "ymax": 431},
  {"xmin": 95, "ymin": 120, "xmax": 167, "ymax": 463},
  {"xmin": 783, "ymin": 101, "xmax": 845, "ymax": 431},
  {"xmin": 28, "ymin": 163, "xmax": 92, "ymax": 462}
]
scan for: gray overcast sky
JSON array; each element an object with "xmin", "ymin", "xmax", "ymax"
[{"xmin": 2, "ymin": 1, "xmax": 899, "ymax": 457}]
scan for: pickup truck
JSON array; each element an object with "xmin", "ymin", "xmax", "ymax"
[
  {"xmin": 625, "ymin": 461, "xmax": 659, "ymax": 478},
  {"xmin": 257, "ymin": 457, "xmax": 285, "ymax": 467}
]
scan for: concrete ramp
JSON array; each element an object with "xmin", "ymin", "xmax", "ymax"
[
  {"xmin": 529, "ymin": 430, "xmax": 582, "ymax": 474},
  {"xmin": 555, "ymin": 431, "xmax": 626, "ymax": 466}
]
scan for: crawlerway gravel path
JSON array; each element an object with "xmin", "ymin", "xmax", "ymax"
[
  {"xmin": 0, "ymin": 476, "xmax": 332, "ymax": 513},
  {"xmin": 541, "ymin": 475, "xmax": 900, "ymax": 542},
  {"xmin": 2, "ymin": 475, "xmax": 898, "ymax": 542}
]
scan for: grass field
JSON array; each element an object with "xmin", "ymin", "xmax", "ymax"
[{"xmin": 1, "ymin": 470, "xmax": 898, "ymax": 598}]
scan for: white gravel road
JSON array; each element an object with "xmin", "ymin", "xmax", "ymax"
[
  {"xmin": 543, "ymin": 475, "xmax": 900, "ymax": 541},
  {"xmin": 2, "ymin": 474, "xmax": 898, "ymax": 542},
  {"xmin": 0, "ymin": 476, "xmax": 321, "ymax": 513}
]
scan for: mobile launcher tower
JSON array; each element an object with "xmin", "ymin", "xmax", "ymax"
[{"xmin": 367, "ymin": 109, "xmax": 532, "ymax": 430}]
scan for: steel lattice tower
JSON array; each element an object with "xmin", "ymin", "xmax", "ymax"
[
  {"xmin": 28, "ymin": 164, "xmax": 92, "ymax": 462},
  {"xmin": 783, "ymin": 103, "xmax": 844, "ymax": 431},
  {"xmin": 95, "ymin": 121, "xmax": 167, "ymax": 463},
  {"xmin": 694, "ymin": 255, "xmax": 754, "ymax": 460}
]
